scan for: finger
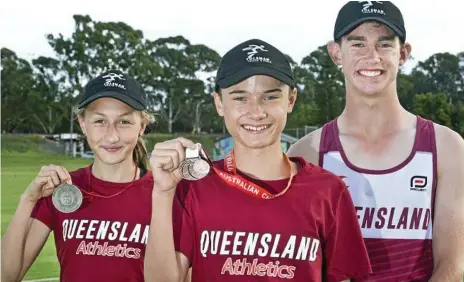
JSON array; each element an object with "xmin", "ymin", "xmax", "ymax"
[
  {"xmin": 48, "ymin": 170, "xmax": 61, "ymax": 186},
  {"xmin": 64, "ymin": 169, "xmax": 72, "ymax": 184},
  {"xmin": 153, "ymin": 141, "xmax": 186, "ymax": 163},
  {"xmin": 171, "ymin": 166, "xmax": 183, "ymax": 179},
  {"xmin": 46, "ymin": 177, "xmax": 55, "ymax": 190},
  {"xmin": 39, "ymin": 165, "xmax": 51, "ymax": 174},
  {"xmin": 154, "ymin": 138, "xmax": 196, "ymax": 151},
  {"xmin": 151, "ymin": 155, "xmax": 175, "ymax": 171},
  {"xmin": 175, "ymin": 137, "xmax": 197, "ymax": 150},
  {"xmin": 152, "ymin": 149, "xmax": 181, "ymax": 170},
  {"xmin": 38, "ymin": 164, "xmax": 57, "ymax": 177},
  {"xmin": 34, "ymin": 176, "xmax": 51, "ymax": 188},
  {"xmin": 56, "ymin": 166, "xmax": 71, "ymax": 184}
]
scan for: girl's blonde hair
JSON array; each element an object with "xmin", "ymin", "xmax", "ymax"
[{"xmin": 74, "ymin": 106, "xmax": 156, "ymax": 171}]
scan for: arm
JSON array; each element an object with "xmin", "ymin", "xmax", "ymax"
[
  {"xmin": 184, "ymin": 268, "xmax": 192, "ymax": 282},
  {"xmin": 429, "ymin": 125, "xmax": 464, "ymax": 282},
  {"xmin": 1, "ymin": 196, "xmax": 51, "ymax": 282},
  {"xmin": 286, "ymin": 128, "xmax": 322, "ymax": 164},
  {"xmin": 144, "ymin": 190, "xmax": 190, "ymax": 282},
  {"xmin": 145, "ymin": 137, "xmax": 199, "ymax": 282},
  {"xmin": 2, "ymin": 164, "xmax": 72, "ymax": 282}
]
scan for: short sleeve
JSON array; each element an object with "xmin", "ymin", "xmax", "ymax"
[
  {"xmin": 324, "ymin": 186, "xmax": 372, "ymax": 282},
  {"xmin": 30, "ymin": 196, "xmax": 55, "ymax": 229},
  {"xmin": 172, "ymin": 180, "xmax": 194, "ymax": 263}
]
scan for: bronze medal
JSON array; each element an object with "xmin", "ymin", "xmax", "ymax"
[{"xmin": 180, "ymin": 143, "xmax": 211, "ymax": 180}]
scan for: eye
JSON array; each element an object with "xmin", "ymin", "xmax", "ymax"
[
  {"xmin": 93, "ymin": 119, "xmax": 105, "ymax": 124},
  {"xmin": 380, "ymin": 43, "xmax": 393, "ymax": 48},
  {"xmin": 352, "ymin": 43, "xmax": 364, "ymax": 48},
  {"xmin": 119, "ymin": 120, "xmax": 132, "ymax": 125},
  {"xmin": 264, "ymin": 95, "xmax": 279, "ymax": 101},
  {"xmin": 232, "ymin": 96, "xmax": 247, "ymax": 102}
]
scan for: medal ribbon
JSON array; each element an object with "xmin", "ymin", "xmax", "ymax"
[
  {"xmin": 201, "ymin": 149, "xmax": 295, "ymax": 200},
  {"xmin": 80, "ymin": 165, "xmax": 138, "ymax": 201}
]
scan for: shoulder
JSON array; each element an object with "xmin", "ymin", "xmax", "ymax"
[
  {"xmin": 294, "ymin": 157, "xmax": 348, "ymax": 195},
  {"xmin": 287, "ymin": 127, "xmax": 323, "ymax": 165},
  {"xmin": 433, "ymin": 123, "xmax": 464, "ymax": 173}
]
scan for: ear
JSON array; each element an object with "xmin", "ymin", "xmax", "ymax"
[
  {"xmin": 327, "ymin": 40, "xmax": 342, "ymax": 66},
  {"xmin": 213, "ymin": 91, "xmax": 224, "ymax": 117},
  {"xmin": 78, "ymin": 115, "xmax": 87, "ymax": 135},
  {"xmin": 140, "ymin": 124, "xmax": 147, "ymax": 136},
  {"xmin": 399, "ymin": 42, "xmax": 412, "ymax": 66},
  {"xmin": 287, "ymin": 87, "xmax": 298, "ymax": 113}
]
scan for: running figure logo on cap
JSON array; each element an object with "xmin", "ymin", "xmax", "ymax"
[
  {"xmin": 242, "ymin": 45, "xmax": 272, "ymax": 63},
  {"xmin": 102, "ymin": 73, "xmax": 126, "ymax": 89},
  {"xmin": 358, "ymin": 1, "xmax": 384, "ymax": 14}
]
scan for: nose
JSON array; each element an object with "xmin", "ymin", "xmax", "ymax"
[
  {"xmin": 246, "ymin": 98, "xmax": 267, "ymax": 120},
  {"xmin": 364, "ymin": 45, "xmax": 381, "ymax": 63},
  {"xmin": 104, "ymin": 124, "xmax": 120, "ymax": 143}
]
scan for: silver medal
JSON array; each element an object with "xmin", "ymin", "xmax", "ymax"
[
  {"xmin": 180, "ymin": 143, "xmax": 211, "ymax": 180},
  {"xmin": 52, "ymin": 183, "xmax": 83, "ymax": 213}
]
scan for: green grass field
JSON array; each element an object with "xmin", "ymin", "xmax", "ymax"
[{"xmin": 1, "ymin": 154, "xmax": 92, "ymax": 280}]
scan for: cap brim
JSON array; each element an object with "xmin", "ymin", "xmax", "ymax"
[
  {"xmin": 78, "ymin": 91, "xmax": 145, "ymax": 110},
  {"xmin": 216, "ymin": 66, "xmax": 295, "ymax": 89},
  {"xmin": 335, "ymin": 17, "xmax": 405, "ymax": 42}
]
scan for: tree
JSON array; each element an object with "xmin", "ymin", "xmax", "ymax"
[
  {"xmin": 31, "ymin": 56, "xmax": 69, "ymax": 134},
  {"xmin": 412, "ymin": 53, "xmax": 463, "ymax": 103},
  {"xmin": 397, "ymin": 73, "xmax": 416, "ymax": 112},
  {"xmin": 300, "ymin": 45, "xmax": 345, "ymax": 126},
  {"xmin": 146, "ymin": 36, "xmax": 220, "ymax": 133},
  {"xmin": 412, "ymin": 92, "xmax": 451, "ymax": 127},
  {"xmin": 1, "ymin": 48, "xmax": 36, "ymax": 132},
  {"xmin": 46, "ymin": 15, "xmax": 162, "ymax": 107}
]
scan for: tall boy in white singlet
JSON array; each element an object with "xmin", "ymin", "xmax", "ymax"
[{"xmin": 288, "ymin": 1, "xmax": 464, "ymax": 281}]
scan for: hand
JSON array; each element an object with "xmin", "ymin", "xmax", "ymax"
[
  {"xmin": 149, "ymin": 137, "xmax": 196, "ymax": 194},
  {"xmin": 23, "ymin": 165, "xmax": 72, "ymax": 203}
]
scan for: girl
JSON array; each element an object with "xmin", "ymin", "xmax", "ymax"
[{"xmin": 2, "ymin": 70, "xmax": 155, "ymax": 282}]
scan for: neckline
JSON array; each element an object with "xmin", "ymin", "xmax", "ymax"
[{"xmin": 332, "ymin": 115, "xmax": 421, "ymax": 175}]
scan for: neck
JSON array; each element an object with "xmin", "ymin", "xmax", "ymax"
[
  {"xmin": 233, "ymin": 139, "xmax": 291, "ymax": 180},
  {"xmin": 341, "ymin": 82, "xmax": 412, "ymax": 139},
  {"xmin": 91, "ymin": 157, "xmax": 138, "ymax": 183}
]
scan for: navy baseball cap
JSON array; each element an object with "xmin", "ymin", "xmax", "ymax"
[
  {"xmin": 334, "ymin": 1, "xmax": 406, "ymax": 43},
  {"xmin": 78, "ymin": 70, "xmax": 147, "ymax": 110},
  {"xmin": 215, "ymin": 39, "xmax": 295, "ymax": 89}
]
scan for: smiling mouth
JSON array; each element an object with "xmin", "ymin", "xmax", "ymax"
[
  {"xmin": 241, "ymin": 124, "xmax": 271, "ymax": 132},
  {"xmin": 358, "ymin": 70, "xmax": 383, "ymax": 77},
  {"xmin": 101, "ymin": 146, "xmax": 122, "ymax": 152}
]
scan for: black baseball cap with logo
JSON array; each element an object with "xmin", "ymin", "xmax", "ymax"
[
  {"xmin": 215, "ymin": 39, "xmax": 295, "ymax": 90},
  {"xmin": 334, "ymin": 1, "xmax": 406, "ymax": 43},
  {"xmin": 78, "ymin": 70, "xmax": 147, "ymax": 110}
]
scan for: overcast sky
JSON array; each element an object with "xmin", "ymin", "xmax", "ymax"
[{"xmin": 1, "ymin": 0, "xmax": 463, "ymax": 72}]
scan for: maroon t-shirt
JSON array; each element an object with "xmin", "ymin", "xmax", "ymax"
[
  {"xmin": 173, "ymin": 157, "xmax": 372, "ymax": 281},
  {"xmin": 31, "ymin": 166, "xmax": 153, "ymax": 282}
]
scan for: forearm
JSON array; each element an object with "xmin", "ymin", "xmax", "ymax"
[
  {"xmin": 1, "ymin": 195, "xmax": 36, "ymax": 282},
  {"xmin": 144, "ymin": 189, "xmax": 181, "ymax": 282}
]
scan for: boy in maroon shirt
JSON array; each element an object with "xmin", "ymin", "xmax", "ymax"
[{"xmin": 144, "ymin": 39, "xmax": 372, "ymax": 282}]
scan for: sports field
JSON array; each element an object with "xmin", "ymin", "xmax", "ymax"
[{"xmin": 1, "ymin": 153, "xmax": 91, "ymax": 281}]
